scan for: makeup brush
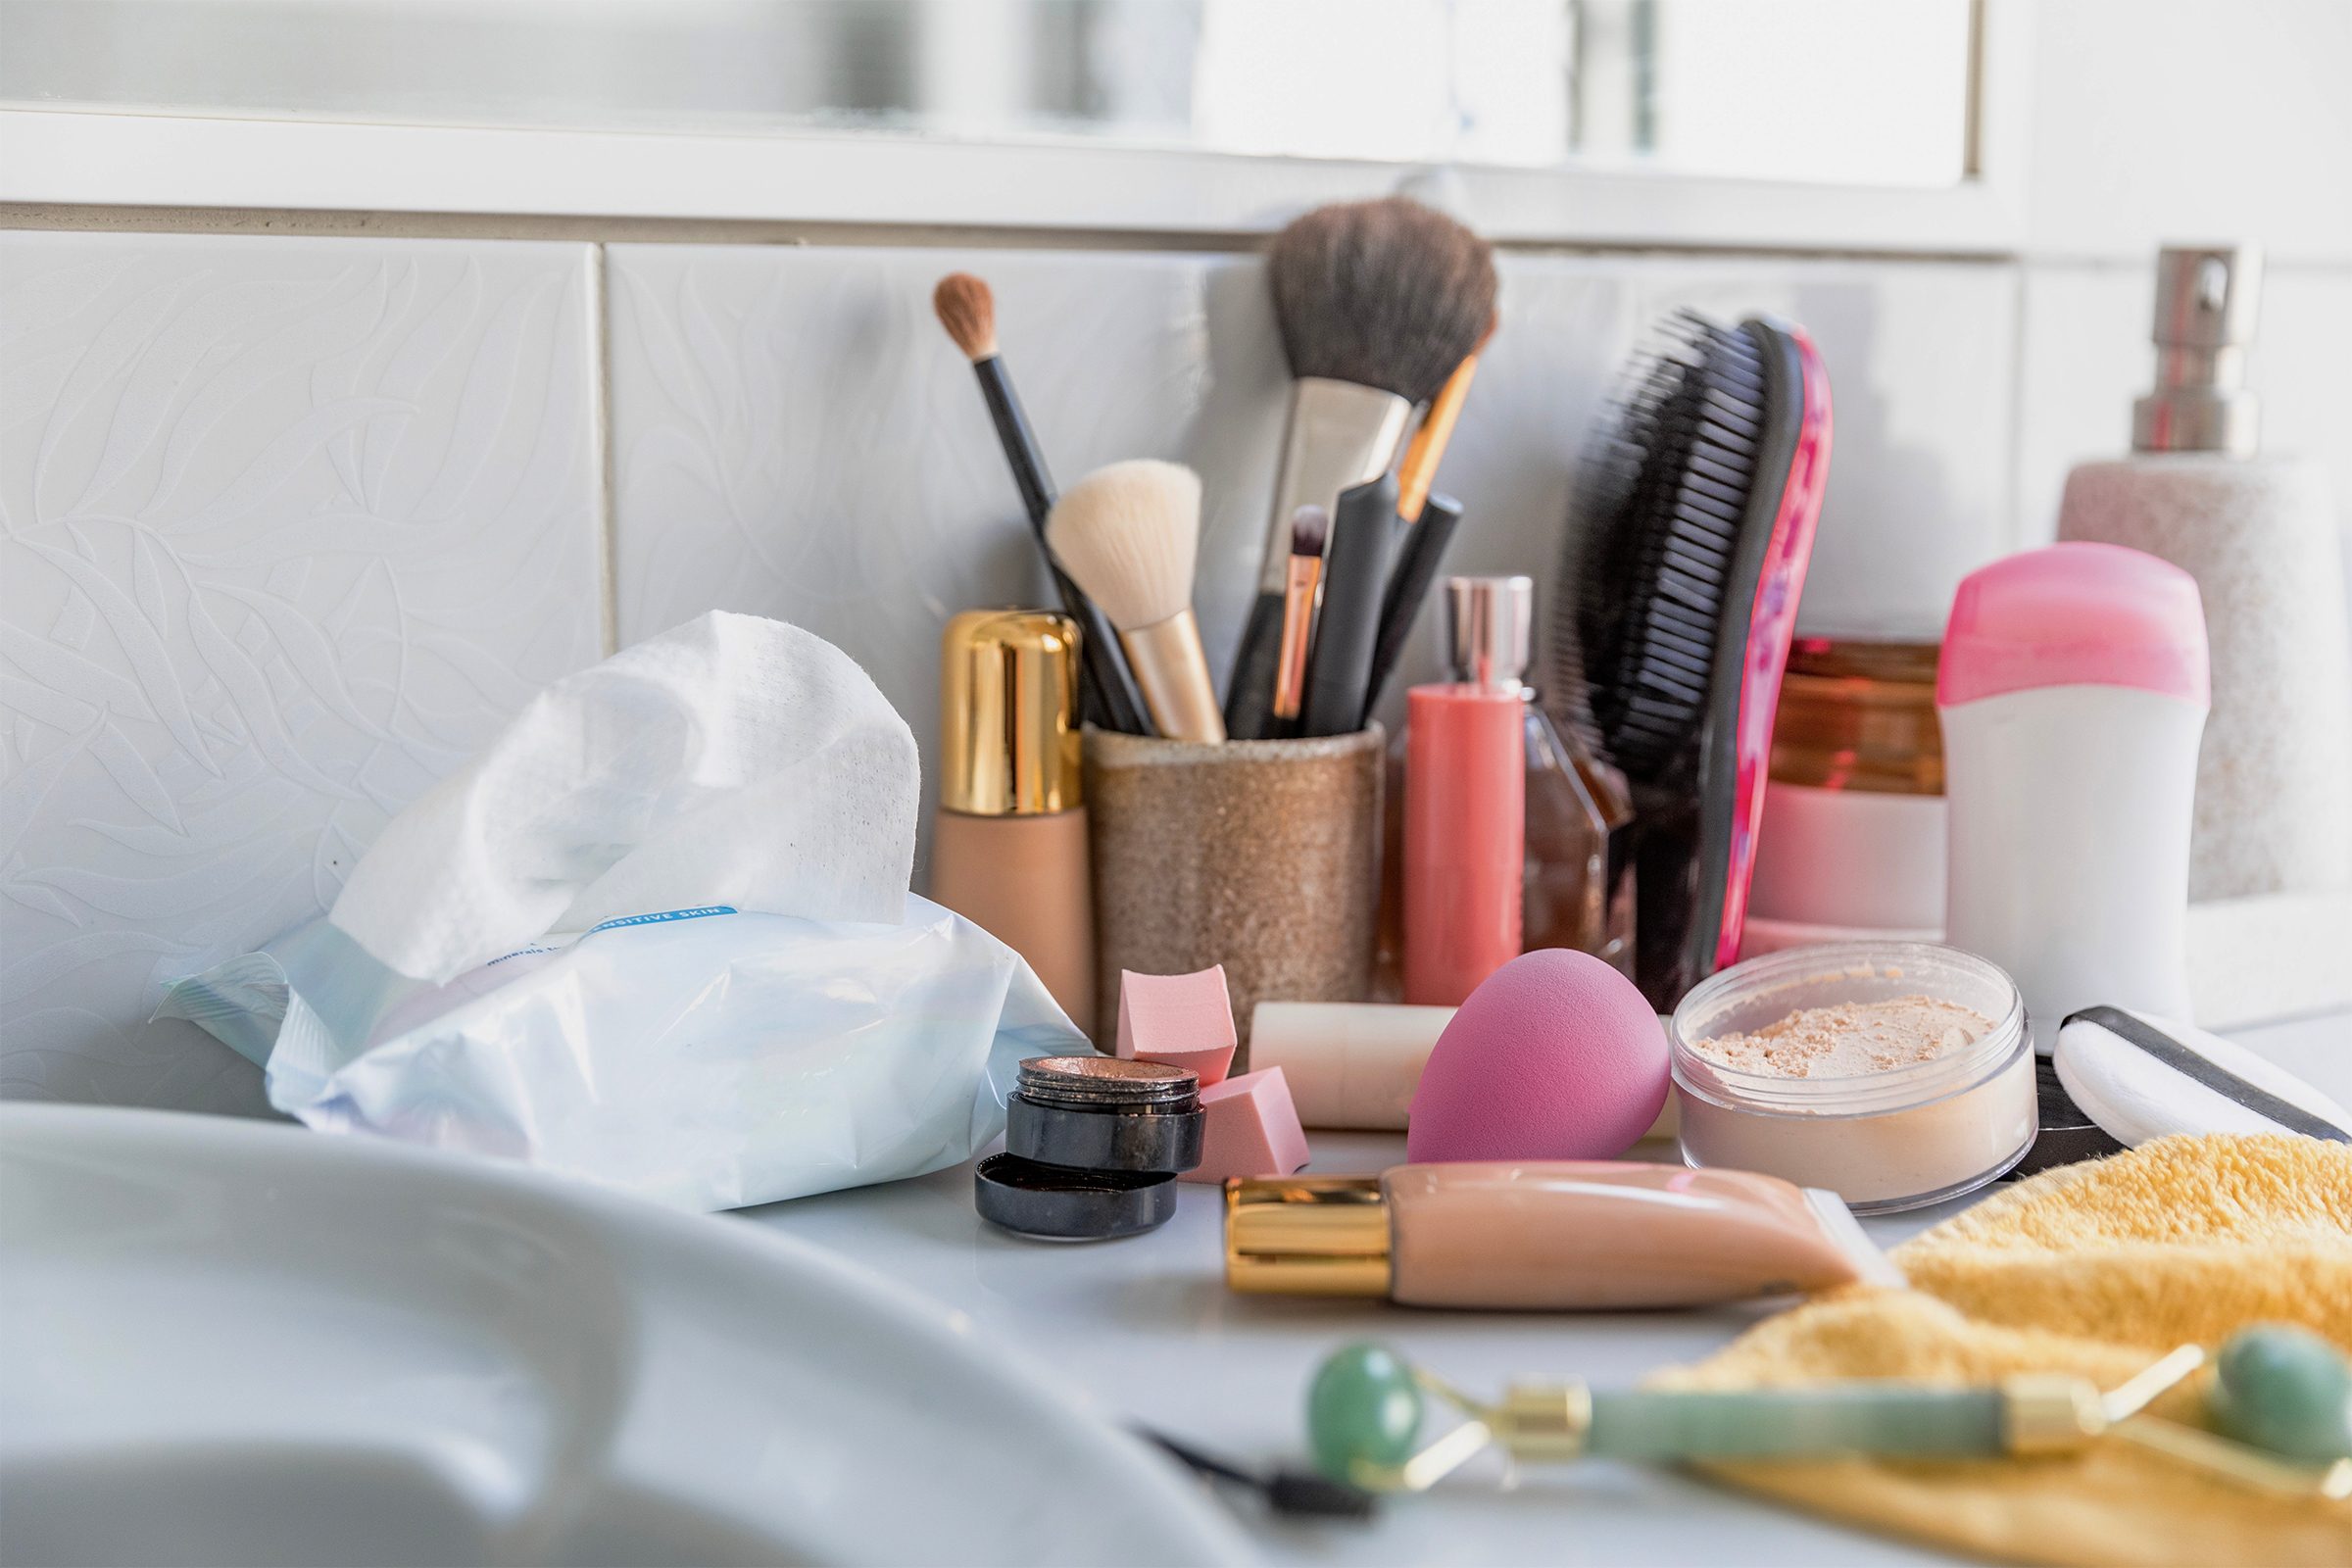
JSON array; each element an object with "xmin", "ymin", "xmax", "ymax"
[
  {"xmin": 1271, "ymin": 505, "xmax": 1330, "ymax": 729},
  {"xmin": 933, "ymin": 272, "xmax": 1151, "ymax": 736},
  {"xmin": 1300, "ymin": 472, "xmax": 1402, "ymax": 738},
  {"xmin": 1363, "ymin": 493, "xmax": 1463, "ymax": 713},
  {"xmin": 1224, "ymin": 197, "xmax": 1498, "ymax": 740},
  {"xmin": 1047, "ymin": 460, "xmax": 1225, "ymax": 744},
  {"xmin": 1395, "ymin": 317, "xmax": 1494, "ymax": 524}
]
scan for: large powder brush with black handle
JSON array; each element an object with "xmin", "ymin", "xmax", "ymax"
[{"xmin": 1224, "ymin": 198, "xmax": 1496, "ymax": 739}]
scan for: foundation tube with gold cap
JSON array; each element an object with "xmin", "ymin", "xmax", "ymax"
[
  {"xmin": 1225, "ymin": 1161, "xmax": 1898, "ymax": 1310},
  {"xmin": 932, "ymin": 609, "xmax": 1095, "ymax": 1028}
]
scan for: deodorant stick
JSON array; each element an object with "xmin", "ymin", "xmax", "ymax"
[{"xmin": 1937, "ymin": 543, "xmax": 2209, "ymax": 1054}]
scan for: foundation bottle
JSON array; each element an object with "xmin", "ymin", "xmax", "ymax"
[{"xmin": 931, "ymin": 609, "xmax": 1095, "ymax": 1028}]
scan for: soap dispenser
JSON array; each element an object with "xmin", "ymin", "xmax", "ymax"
[{"xmin": 2055, "ymin": 244, "xmax": 2352, "ymax": 903}]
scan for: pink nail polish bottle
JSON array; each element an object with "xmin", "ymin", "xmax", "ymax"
[{"xmin": 1403, "ymin": 577, "xmax": 1529, "ymax": 1004}]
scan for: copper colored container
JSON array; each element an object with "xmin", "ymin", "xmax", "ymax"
[
  {"xmin": 1086, "ymin": 726, "xmax": 1383, "ymax": 1053},
  {"xmin": 1770, "ymin": 639, "xmax": 1943, "ymax": 795}
]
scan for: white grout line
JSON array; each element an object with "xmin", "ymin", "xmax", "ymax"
[
  {"xmin": 2002, "ymin": 262, "xmax": 2031, "ymax": 547},
  {"xmin": 0, "ymin": 201, "xmax": 2032, "ymax": 267},
  {"xmin": 588, "ymin": 241, "xmax": 619, "ymax": 658}
]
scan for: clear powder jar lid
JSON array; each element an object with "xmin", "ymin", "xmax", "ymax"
[
  {"xmin": 1667, "ymin": 942, "xmax": 2036, "ymax": 1212},
  {"xmin": 1668, "ymin": 943, "xmax": 2029, "ymax": 1120}
]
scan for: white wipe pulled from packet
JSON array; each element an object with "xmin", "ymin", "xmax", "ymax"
[{"xmin": 161, "ymin": 612, "xmax": 1088, "ymax": 1210}]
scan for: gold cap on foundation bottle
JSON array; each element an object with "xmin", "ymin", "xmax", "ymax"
[
  {"xmin": 1223, "ymin": 1176, "xmax": 1393, "ymax": 1297},
  {"xmin": 940, "ymin": 609, "xmax": 1084, "ymax": 816}
]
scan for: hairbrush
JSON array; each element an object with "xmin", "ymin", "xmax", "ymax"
[{"xmin": 1551, "ymin": 311, "xmax": 1831, "ymax": 1005}]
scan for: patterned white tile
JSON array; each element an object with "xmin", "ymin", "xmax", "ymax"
[
  {"xmin": 605, "ymin": 243, "xmax": 1290, "ymax": 861},
  {"xmin": 610, "ymin": 245, "xmax": 2017, "ymax": 824},
  {"xmin": 0, "ymin": 232, "xmax": 604, "ymax": 1111}
]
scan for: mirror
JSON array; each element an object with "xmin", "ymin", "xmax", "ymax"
[{"xmin": 2, "ymin": 0, "xmax": 1977, "ymax": 188}]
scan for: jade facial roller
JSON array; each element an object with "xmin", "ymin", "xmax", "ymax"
[{"xmin": 1307, "ymin": 1327, "xmax": 2352, "ymax": 1500}]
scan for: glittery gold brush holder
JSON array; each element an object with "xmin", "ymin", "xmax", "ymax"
[{"xmin": 1085, "ymin": 725, "xmax": 1384, "ymax": 1050}]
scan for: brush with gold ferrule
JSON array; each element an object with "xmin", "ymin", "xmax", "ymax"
[{"xmin": 1048, "ymin": 461, "xmax": 1225, "ymax": 744}]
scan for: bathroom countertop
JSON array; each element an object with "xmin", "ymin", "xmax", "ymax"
[{"xmin": 738, "ymin": 1010, "xmax": 2350, "ymax": 1567}]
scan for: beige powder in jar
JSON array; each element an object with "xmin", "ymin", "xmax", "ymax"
[
  {"xmin": 1677, "ymin": 993, "xmax": 2034, "ymax": 1209},
  {"xmin": 1690, "ymin": 996, "xmax": 1991, "ymax": 1077}
]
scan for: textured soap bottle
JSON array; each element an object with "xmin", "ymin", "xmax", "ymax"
[
  {"xmin": 930, "ymin": 609, "xmax": 1095, "ymax": 1027},
  {"xmin": 1403, "ymin": 577, "xmax": 1528, "ymax": 1005},
  {"xmin": 2056, "ymin": 245, "xmax": 2352, "ymax": 902}
]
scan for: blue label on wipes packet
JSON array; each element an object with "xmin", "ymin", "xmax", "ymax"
[
  {"xmin": 485, "ymin": 906, "xmax": 738, "ymax": 966},
  {"xmin": 586, "ymin": 905, "xmax": 738, "ymax": 934}
]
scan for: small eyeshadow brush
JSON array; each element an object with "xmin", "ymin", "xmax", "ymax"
[
  {"xmin": 1271, "ymin": 504, "xmax": 1329, "ymax": 731},
  {"xmin": 933, "ymin": 272, "xmax": 1151, "ymax": 735}
]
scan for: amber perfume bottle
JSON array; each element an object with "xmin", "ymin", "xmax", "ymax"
[{"xmin": 1376, "ymin": 577, "xmax": 1635, "ymax": 995}]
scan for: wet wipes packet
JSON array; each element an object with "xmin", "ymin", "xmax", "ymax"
[
  {"xmin": 163, "ymin": 897, "xmax": 1080, "ymax": 1210},
  {"xmin": 160, "ymin": 612, "xmax": 1088, "ymax": 1209}
]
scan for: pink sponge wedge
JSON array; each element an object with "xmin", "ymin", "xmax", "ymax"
[
  {"xmin": 1115, "ymin": 965, "xmax": 1239, "ymax": 1088},
  {"xmin": 1405, "ymin": 949, "xmax": 1667, "ymax": 1163},
  {"xmin": 1181, "ymin": 1067, "xmax": 1311, "ymax": 1183}
]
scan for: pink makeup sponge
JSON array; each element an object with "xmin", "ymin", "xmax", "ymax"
[
  {"xmin": 1180, "ymin": 1067, "xmax": 1311, "ymax": 1183},
  {"xmin": 1115, "ymin": 966, "xmax": 1239, "ymax": 1087},
  {"xmin": 1405, "ymin": 950, "xmax": 1667, "ymax": 1163}
]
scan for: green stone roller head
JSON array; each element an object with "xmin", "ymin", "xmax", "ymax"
[{"xmin": 2209, "ymin": 1325, "xmax": 2352, "ymax": 1464}]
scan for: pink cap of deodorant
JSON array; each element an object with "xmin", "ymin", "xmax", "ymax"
[{"xmin": 1937, "ymin": 542, "xmax": 2208, "ymax": 709}]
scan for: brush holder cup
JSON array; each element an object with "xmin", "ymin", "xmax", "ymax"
[{"xmin": 1086, "ymin": 726, "xmax": 1384, "ymax": 1054}]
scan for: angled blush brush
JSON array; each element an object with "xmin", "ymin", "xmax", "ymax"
[{"xmin": 934, "ymin": 272, "xmax": 1151, "ymax": 736}]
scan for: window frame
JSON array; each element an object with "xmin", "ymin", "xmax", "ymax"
[{"xmin": 0, "ymin": 1, "xmax": 2028, "ymax": 253}]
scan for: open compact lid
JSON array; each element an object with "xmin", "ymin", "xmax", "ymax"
[
  {"xmin": 2055, "ymin": 1006, "xmax": 2350, "ymax": 1148},
  {"xmin": 1937, "ymin": 541, "xmax": 2209, "ymax": 708}
]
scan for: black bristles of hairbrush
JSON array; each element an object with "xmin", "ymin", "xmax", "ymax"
[{"xmin": 1558, "ymin": 311, "xmax": 1768, "ymax": 782}]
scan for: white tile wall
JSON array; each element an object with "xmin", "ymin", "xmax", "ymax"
[
  {"xmin": 608, "ymin": 245, "xmax": 2020, "ymax": 851},
  {"xmin": 0, "ymin": 232, "xmax": 604, "ymax": 1110},
  {"xmin": 605, "ymin": 245, "xmax": 1290, "ymax": 787},
  {"xmin": 11, "ymin": 228, "xmax": 2288, "ymax": 1116},
  {"xmin": 2025, "ymin": 0, "xmax": 2352, "ymax": 265}
]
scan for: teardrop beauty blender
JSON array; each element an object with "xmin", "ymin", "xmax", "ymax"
[{"xmin": 1405, "ymin": 950, "xmax": 1667, "ymax": 1162}]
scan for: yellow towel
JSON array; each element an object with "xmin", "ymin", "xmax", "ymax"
[{"xmin": 1660, "ymin": 1134, "xmax": 2352, "ymax": 1567}]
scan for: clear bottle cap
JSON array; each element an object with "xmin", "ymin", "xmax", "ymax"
[{"xmin": 1444, "ymin": 574, "xmax": 1534, "ymax": 692}]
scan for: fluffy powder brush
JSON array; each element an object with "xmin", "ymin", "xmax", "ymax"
[{"xmin": 1048, "ymin": 460, "xmax": 1225, "ymax": 744}]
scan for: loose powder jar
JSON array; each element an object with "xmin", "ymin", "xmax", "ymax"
[{"xmin": 1668, "ymin": 943, "xmax": 2035, "ymax": 1212}]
